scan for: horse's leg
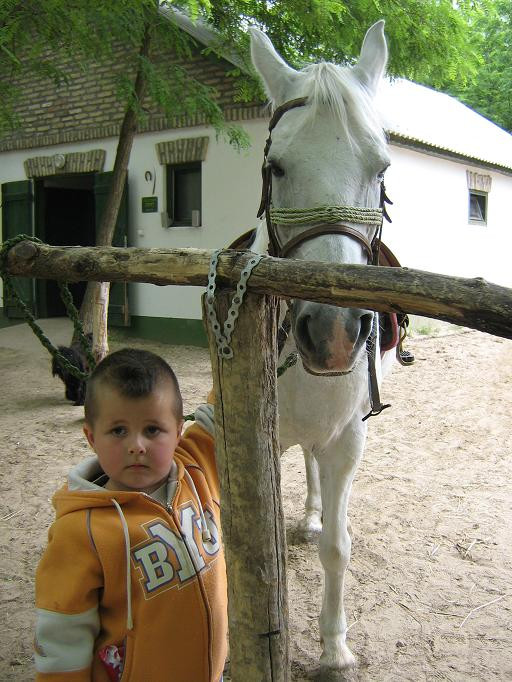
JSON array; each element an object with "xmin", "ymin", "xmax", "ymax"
[
  {"xmin": 317, "ymin": 415, "xmax": 367, "ymax": 670},
  {"xmin": 300, "ymin": 448, "xmax": 322, "ymax": 535}
]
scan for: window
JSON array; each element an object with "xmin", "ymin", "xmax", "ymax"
[
  {"xmin": 469, "ymin": 190, "xmax": 487, "ymax": 225},
  {"xmin": 167, "ymin": 162, "xmax": 202, "ymax": 227},
  {"xmin": 467, "ymin": 171, "xmax": 491, "ymax": 226}
]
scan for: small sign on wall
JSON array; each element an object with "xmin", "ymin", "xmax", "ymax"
[{"xmin": 141, "ymin": 196, "xmax": 158, "ymax": 213}]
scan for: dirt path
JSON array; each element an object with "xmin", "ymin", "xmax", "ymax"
[{"xmin": 0, "ymin": 322, "xmax": 510, "ymax": 680}]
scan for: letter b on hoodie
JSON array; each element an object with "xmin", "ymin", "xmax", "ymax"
[{"xmin": 133, "ymin": 540, "xmax": 176, "ymax": 591}]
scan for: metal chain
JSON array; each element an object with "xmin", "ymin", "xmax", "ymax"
[{"xmin": 206, "ymin": 249, "xmax": 264, "ymax": 359}]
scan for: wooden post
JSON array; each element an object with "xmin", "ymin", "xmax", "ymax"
[{"xmin": 203, "ymin": 291, "xmax": 289, "ymax": 682}]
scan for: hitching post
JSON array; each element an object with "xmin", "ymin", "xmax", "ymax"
[{"xmin": 202, "ymin": 291, "xmax": 289, "ymax": 682}]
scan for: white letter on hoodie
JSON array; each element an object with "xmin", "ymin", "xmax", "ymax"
[{"xmin": 133, "ymin": 541, "xmax": 175, "ymax": 592}]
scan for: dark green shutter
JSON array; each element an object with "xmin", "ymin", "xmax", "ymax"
[
  {"xmin": 94, "ymin": 172, "xmax": 130, "ymax": 327},
  {"xmin": 1, "ymin": 180, "xmax": 35, "ymax": 318}
]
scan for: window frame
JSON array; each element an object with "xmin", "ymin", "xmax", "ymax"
[
  {"xmin": 468, "ymin": 189, "xmax": 488, "ymax": 226},
  {"xmin": 166, "ymin": 161, "xmax": 202, "ymax": 227}
]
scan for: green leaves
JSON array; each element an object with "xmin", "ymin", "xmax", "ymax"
[
  {"xmin": 1, "ymin": 0, "xmax": 509, "ymax": 141},
  {"xmin": 449, "ymin": 0, "xmax": 512, "ymax": 131}
]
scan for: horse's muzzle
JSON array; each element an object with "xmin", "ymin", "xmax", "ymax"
[{"xmin": 292, "ymin": 302, "xmax": 373, "ymax": 374}]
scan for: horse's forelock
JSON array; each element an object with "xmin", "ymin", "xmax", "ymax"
[{"xmin": 292, "ymin": 62, "xmax": 386, "ymax": 153}]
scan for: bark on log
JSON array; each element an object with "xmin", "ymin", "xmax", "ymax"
[
  {"xmin": 203, "ymin": 292, "xmax": 288, "ymax": 681},
  {"xmin": 5, "ymin": 240, "xmax": 512, "ymax": 340}
]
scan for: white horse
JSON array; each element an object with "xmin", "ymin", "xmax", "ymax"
[{"xmin": 249, "ymin": 21, "xmax": 394, "ymax": 672}]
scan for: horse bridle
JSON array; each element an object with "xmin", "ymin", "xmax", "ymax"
[
  {"xmin": 258, "ymin": 96, "xmax": 393, "ymax": 419},
  {"xmin": 257, "ymin": 96, "xmax": 392, "ymax": 264}
]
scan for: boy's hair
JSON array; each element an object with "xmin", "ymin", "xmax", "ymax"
[{"xmin": 84, "ymin": 348, "xmax": 183, "ymax": 424}]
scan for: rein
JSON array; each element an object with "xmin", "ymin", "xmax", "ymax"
[{"xmin": 257, "ymin": 95, "xmax": 393, "ymax": 419}]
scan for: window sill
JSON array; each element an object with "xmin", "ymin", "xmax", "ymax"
[{"xmin": 168, "ymin": 224, "xmax": 203, "ymax": 230}]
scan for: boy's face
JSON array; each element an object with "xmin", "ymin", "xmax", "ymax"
[{"xmin": 83, "ymin": 382, "xmax": 184, "ymax": 495}]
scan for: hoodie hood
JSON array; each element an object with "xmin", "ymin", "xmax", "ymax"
[{"xmin": 52, "ymin": 455, "xmax": 182, "ymax": 519}]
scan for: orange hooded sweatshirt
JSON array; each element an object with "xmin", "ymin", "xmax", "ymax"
[{"xmin": 35, "ymin": 423, "xmax": 227, "ymax": 682}]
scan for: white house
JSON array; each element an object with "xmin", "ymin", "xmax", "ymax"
[
  {"xmin": 1, "ymin": 14, "xmax": 511, "ymax": 345},
  {"xmin": 376, "ymin": 78, "xmax": 512, "ymax": 287}
]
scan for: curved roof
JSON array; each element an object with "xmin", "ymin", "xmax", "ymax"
[{"xmin": 376, "ymin": 78, "xmax": 512, "ymax": 171}]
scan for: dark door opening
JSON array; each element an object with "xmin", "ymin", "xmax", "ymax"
[{"xmin": 36, "ymin": 174, "xmax": 96, "ymax": 317}]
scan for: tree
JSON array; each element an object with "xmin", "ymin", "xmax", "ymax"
[
  {"xmin": 202, "ymin": 0, "xmax": 485, "ymax": 90},
  {"xmin": 445, "ymin": 0, "xmax": 512, "ymax": 132},
  {"xmin": 2, "ymin": 0, "xmax": 489, "ymax": 137}
]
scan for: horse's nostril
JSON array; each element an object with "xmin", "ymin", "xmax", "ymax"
[
  {"xmin": 359, "ymin": 313, "xmax": 374, "ymax": 341},
  {"xmin": 296, "ymin": 313, "xmax": 315, "ymax": 353}
]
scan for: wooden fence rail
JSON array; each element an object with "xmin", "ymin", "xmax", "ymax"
[{"xmin": 5, "ymin": 240, "xmax": 512, "ymax": 340}]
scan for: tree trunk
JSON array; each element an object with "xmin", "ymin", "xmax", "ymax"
[
  {"xmin": 77, "ymin": 21, "xmax": 152, "ymax": 359},
  {"xmin": 203, "ymin": 291, "xmax": 289, "ymax": 681}
]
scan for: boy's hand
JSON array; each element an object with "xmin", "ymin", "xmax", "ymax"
[
  {"xmin": 194, "ymin": 403, "xmax": 215, "ymax": 436},
  {"xmin": 207, "ymin": 388, "xmax": 215, "ymax": 404}
]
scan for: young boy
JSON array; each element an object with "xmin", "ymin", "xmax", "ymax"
[{"xmin": 34, "ymin": 348, "xmax": 226, "ymax": 682}]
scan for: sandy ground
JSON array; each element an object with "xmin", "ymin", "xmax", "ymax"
[{"xmin": 0, "ymin": 319, "xmax": 511, "ymax": 681}]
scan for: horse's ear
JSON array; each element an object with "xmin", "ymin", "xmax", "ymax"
[
  {"xmin": 249, "ymin": 27, "xmax": 298, "ymax": 105},
  {"xmin": 353, "ymin": 20, "xmax": 388, "ymax": 97}
]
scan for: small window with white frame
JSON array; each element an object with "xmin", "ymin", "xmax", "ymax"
[
  {"xmin": 468, "ymin": 189, "xmax": 487, "ymax": 225},
  {"xmin": 167, "ymin": 161, "xmax": 202, "ymax": 227},
  {"xmin": 466, "ymin": 170, "xmax": 491, "ymax": 226}
]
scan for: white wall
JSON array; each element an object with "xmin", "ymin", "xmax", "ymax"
[
  {"xmin": 383, "ymin": 145, "xmax": 512, "ymax": 287},
  {"xmin": 2, "ymin": 127, "xmax": 511, "ymax": 318},
  {"xmin": 0, "ymin": 120, "xmax": 269, "ymax": 316},
  {"xmin": 127, "ymin": 119, "xmax": 268, "ymax": 321}
]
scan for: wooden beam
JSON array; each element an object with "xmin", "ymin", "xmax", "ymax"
[
  {"xmin": 203, "ymin": 292, "xmax": 289, "ymax": 681},
  {"xmin": 5, "ymin": 240, "xmax": 512, "ymax": 339}
]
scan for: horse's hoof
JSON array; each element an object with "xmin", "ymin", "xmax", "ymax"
[
  {"xmin": 315, "ymin": 665, "xmax": 358, "ymax": 681},
  {"xmin": 299, "ymin": 512, "xmax": 322, "ymax": 537},
  {"xmin": 319, "ymin": 641, "xmax": 356, "ymax": 671}
]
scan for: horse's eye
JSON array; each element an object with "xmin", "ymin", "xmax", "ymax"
[
  {"xmin": 377, "ymin": 165, "xmax": 389, "ymax": 181},
  {"xmin": 269, "ymin": 161, "xmax": 285, "ymax": 178}
]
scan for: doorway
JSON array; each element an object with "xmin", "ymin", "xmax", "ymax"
[{"xmin": 35, "ymin": 174, "xmax": 96, "ymax": 317}]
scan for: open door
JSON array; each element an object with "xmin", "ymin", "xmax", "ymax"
[
  {"xmin": 94, "ymin": 172, "xmax": 130, "ymax": 327},
  {"xmin": 1, "ymin": 180, "xmax": 35, "ymax": 318}
]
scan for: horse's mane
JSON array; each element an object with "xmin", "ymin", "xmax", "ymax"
[{"xmin": 272, "ymin": 61, "xmax": 387, "ymax": 153}]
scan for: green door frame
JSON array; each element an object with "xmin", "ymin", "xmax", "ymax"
[{"xmin": 1, "ymin": 180, "xmax": 35, "ymax": 318}]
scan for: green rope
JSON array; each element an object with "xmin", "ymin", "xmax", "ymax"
[
  {"xmin": 270, "ymin": 205, "xmax": 383, "ymax": 226},
  {"xmin": 0, "ymin": 235, "xmax": 95, "ymax": 380},
  {"xmin": 277, "ymin": 351, "xmax": 298, "ymax": 377}
]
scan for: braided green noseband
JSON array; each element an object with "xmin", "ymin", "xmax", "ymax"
[{"xmin": 269, "ymin": 205, "xmax": 383, "ymax": 227}]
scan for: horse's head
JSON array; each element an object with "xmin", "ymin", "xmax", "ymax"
[{"xmin": 250, "ymin": 22, "xmax": 390, "ymax": 375}]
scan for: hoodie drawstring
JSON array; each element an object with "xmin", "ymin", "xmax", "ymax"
[
  {"xmin": 183, "ymin": 469, "xmax": 212, "ymax": 542},
  {"xmin": 110, "ymin": 473, "xmax": 209, "ymax": 632},
  {"xmin": 111, "ymin": 499, "xmax": 134, "ymax": 630}
]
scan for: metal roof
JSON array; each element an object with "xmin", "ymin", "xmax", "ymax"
[{"xmin": 376, "ymin": 78, "xmax": 512, "ymax": 171}]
